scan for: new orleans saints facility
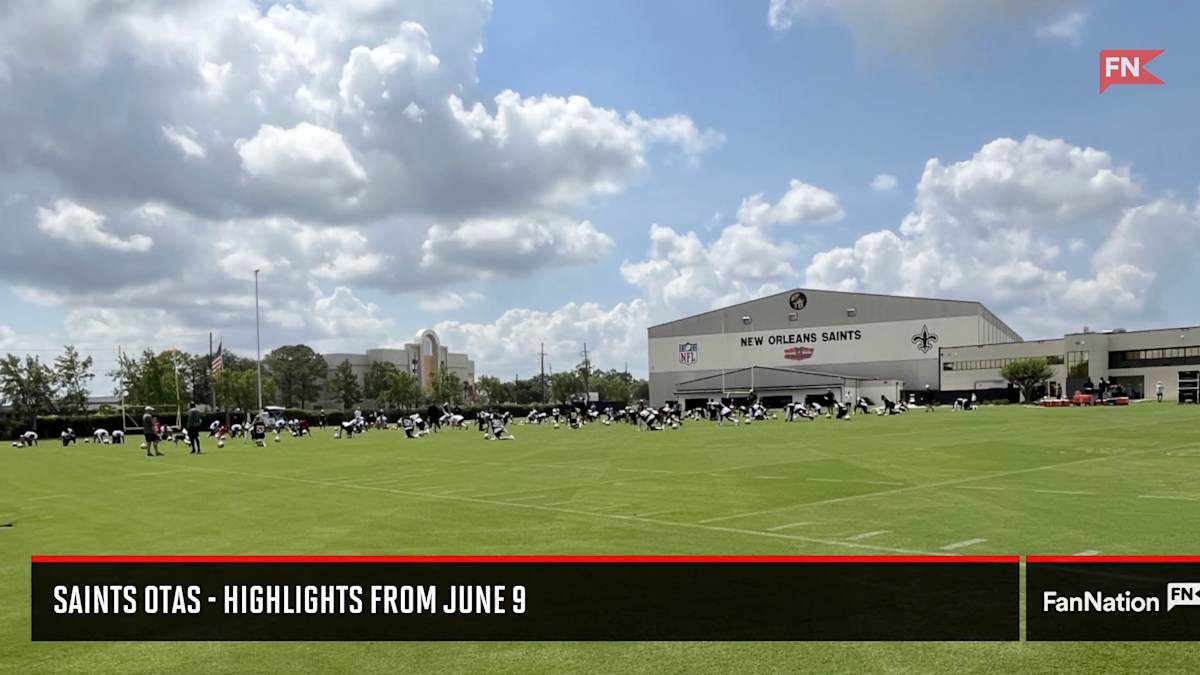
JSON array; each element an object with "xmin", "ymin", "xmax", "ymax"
[{"xmin": 647, "ymin": 288, "xmax": 1200, "ymax": 407}]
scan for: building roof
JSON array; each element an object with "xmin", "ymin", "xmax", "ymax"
[{"xmin": 648, "ymin": 287, "xmax": 1020, "ymax": 340}]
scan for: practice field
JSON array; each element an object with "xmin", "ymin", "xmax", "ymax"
[{"xmin": 4, "ymin": 404, "xmax": 1200, "ymax": 672}]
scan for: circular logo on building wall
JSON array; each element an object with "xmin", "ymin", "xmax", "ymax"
[{"xmin": 788, "ymin": 291, "xmax": 808, "ymax": 311}]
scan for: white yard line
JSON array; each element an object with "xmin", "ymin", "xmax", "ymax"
[
  {"xmin": 584, "ymin": 504, "xmax": 632, "ymax": 512},
  {"xmin": 1137, "ymin": 494, "xmax": 1198, "ymax": 501},
  {"xmin": 635, "ymin": 509, "xmax": 679, "ymax": 519},
  {"xmin": 1030, "ymin": 489, "xmax": 1095, "ymax": 496},
  {"xmin": 697, "ymin": 443, "xmax": 1191, "ymax": 525},
  {"xmin": 807, "ymin": 478, "xmax": 843, "ymax": 483},
  {"xmin": 503, "ymin": 494, "xmax": 553, "ymax": 502},
  {"xmin": 956, "ymin": 486, "xmax": 1006, "ymax": 491},
  {"xmin": 845, "ymin": 530, "xmax": 889, "ymax": 541},
  {"xmin": 147, "ymin": 460, "xmax": 939, "ymax": 556},
  {"xmin": 437, "ymin": 488, "xmax": 477, "ymax": 495},
  {"xmin": 25, "ymin": 493, "xmax": 68, "ymax": 500},
  {"xmin": 1074, "ymin": 550, "xmax": 1101, "ymax": 556},
  {"xmin": 865, "ymin": 481, "xmax": 904, "ymax": 486},
  {"xmin": 756, "ymin": 476, "xmax": 788, "ymax": 480},
  {"xmin": 765, "ymin": 522, "xmax": 815, "ymax": 532},
  {"xmin": 940, "ymin": 538, "xmax": 988, "ymax": 551}
]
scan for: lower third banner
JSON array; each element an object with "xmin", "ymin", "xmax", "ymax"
[{"xmin": 32, "ymin": 555, "xmax": 1018, "ymax": 641}]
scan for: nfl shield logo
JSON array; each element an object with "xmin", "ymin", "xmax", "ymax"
[{"xmin": 679, "ymin": 342, "xmax": 698, "ymax": 366}]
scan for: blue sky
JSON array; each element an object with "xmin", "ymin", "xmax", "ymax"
[{"xmin": 0, "ymin": 0, "xmax": 1196, "ymax": 386}]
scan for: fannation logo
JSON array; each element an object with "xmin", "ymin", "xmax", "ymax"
[
  {"xmin": 1042, "ymin": 582, "xmax": 1200, "ymax": 614},
  {"xmin": 1100, "ymin": 50, "xmax": 1164, "ymax": 93}
]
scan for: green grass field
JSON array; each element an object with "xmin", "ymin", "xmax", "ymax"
[{"xmin": 4, "ymin": 403, "xmax": 1200, "ymax": 672}]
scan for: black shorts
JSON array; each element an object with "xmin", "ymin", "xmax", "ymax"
[{"xmin": 144, "ymin": 433, "xmax": 157, "ymax": 443}]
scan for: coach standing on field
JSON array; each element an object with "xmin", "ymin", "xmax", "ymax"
[
  {"xmin": 186, "ymin": 402, "xmax": 203, "ymax": 455},
  {"xmin": 143, "ymin": 406, "xmax": 163, "ymax": 457}
]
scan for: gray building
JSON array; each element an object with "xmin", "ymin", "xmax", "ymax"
[
  {"xmin": 319, "ymin": 329, "xmax": 475, "ymax": 409},
  {"xmin": 651, "ymin": 287, "xmax": 1200, "ymax": 406},
  {"xmin": 647, "ymin": 288, "xmax": 1019, "ymax": 407}
]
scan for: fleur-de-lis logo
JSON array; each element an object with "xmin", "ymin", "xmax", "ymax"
[{"xmin": 912, "ymin": 324, "xmax": 938, "ymax": 354}]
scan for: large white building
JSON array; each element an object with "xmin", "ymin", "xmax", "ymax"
[
  {"xmin": 320, "ymin": 329, "xmax": 475, "ymax": 408},
  {"xmin": 647, "ymin": 288, "xmax": 1200, "ymax": 406}
]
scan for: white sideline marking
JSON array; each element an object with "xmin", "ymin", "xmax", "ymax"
[
  {"xmin": 1138, "ymin": 494, "xmax": 1198, "ymax": 501},
  {"xmin": 845, "ymin": 530, "xmax": 889, "ymax": 541},
  {"xmin": 542, "ymin": 500, "xmax": 581, "ymax": 507},
  {"xmin": 1031, "ymin": 489, "xmax": 1094, "ymax": 496},
  {"xmin": 697, "ymin": 442, "xmax": 1193, "ymax": 525},
  {"xmin": 866, "ymin": 481, "xmax": 904, "ymax": 486},
  {"xmin": 650, "ymin": 470, "xmax": 674, "ymax": 474},
  {"xmin": 756, "ymin": 476, "xmax": 788, "ymax": 480},
  {"xmin": 940, "ymin": 538, "xmax": 987, "ymax": 551},
  {"xmin": 766, "ymin": 522, "xmax": 814, "ymax": 532},
  {"xmin": 807, "ymin": 478, "xmax": 843, "ymax": 483},
  {"xmin": 438, "ymin": 488, "xmax": 476, "ymax": 495},
  {"xmin": 1074, "ymin": 550, "xmax": 1101, "ymax": 556},
  {"xmin": 26, "ymin": 493, "xmax": 68, "ymax": 500},
  {"xmin": 956, "ymin": 486, "xmax": 1005, "ymax": 491}
]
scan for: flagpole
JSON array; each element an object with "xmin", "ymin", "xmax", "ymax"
[{"xmin": 254, "ymin": 269, "xmax": 262, "ymax": 412}]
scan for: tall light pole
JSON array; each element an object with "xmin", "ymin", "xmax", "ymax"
[{"xmin": 254, "ymin": 269, "xmax": 263, "ymax": 412}]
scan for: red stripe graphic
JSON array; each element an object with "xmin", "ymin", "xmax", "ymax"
[{"xmin": 32, "ymin": 555, "xmax": 1018, "ymax": 564}]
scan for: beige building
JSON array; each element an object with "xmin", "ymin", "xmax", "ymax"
[
  {"xmin": 319, "ymin": 329, "xmax": 475, "ymax": 408},
  {"xmin": 942, "ymin": 326, "xmax": 1200, "ymax": 402}
]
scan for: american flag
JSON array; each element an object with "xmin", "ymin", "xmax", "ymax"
[{"xmin": 211, "ymin": 341, "xmax": 223, "ymax": 374}]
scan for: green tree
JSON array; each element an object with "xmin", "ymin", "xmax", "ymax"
[
  {"xmin": 53, "ymin": 345, "xmax": 94, "ymax": 414},
  {"xmin": 327, "ymin": 359, "xmax": 362, "ymax": 410},
  {"xmin": 110, "ymin": 348, "xmax": 190, "ymax": 410},
  {"xmin": 0, "ymin": 354, "xmax": 56, "ymax": 428},
  {"xmin": 549, "ymin": 371, "xmax": 583, "ymax": 403},
  {"xmin": 265, "ymin": 345, "xmax": 326, "ymax": 408},
  {"xmin": 430, "ymin": 369, "xmax": 464, "ymax": 405},
  {"xmin": 593, "ymin": 369, "xmax": 634, "ymax": 403},
  {"xmin": 213, "ymin": 369, "xmax": 276, "ymax": 412},
  {"xmin": 476, "ymin": 375, "xmax": 510, "ymax": 404},
  {"xmin": 363, "ymin": 361, "xmax": 402, "ymax": 401},
  {"xmin": 213, "ymin": 369, "xmax": 251, "ymax": 412},
  {"xmin": 385, "ymin": 371, "xmax": 423, "ymax": 410},
  {"xmin": 187, "ymin": 353, "xmax": 213, "ymax": 407},
  {"xmin": 1001, "ymin": 357, "xmax": 1054, "ymax": 403}
]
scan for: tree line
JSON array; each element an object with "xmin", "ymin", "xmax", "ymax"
[{"xmin": 1, "ymin": 343, "xmax": 653, "ymax": 427}]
